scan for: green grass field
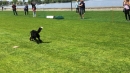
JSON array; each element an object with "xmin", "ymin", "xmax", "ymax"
[{"xmin": 0, "ymin": 11, "xmax": 130, "ymax": 73}]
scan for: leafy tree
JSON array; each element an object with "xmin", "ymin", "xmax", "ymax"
[
  {"xmin": 0, "ymin": 1, "xmax": 2, "ymax": 5},
  {"xmin": 13, "ymin": 0, "xmax": 18, "ymax": 3},
  {"xmin": 28, "ymin": 0, "xmax": 31, "ymax": 4}
]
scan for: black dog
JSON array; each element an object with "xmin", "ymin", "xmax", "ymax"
[{"xmin": 30, "ymin": 27, "xmax": 43, "ymax": 44}]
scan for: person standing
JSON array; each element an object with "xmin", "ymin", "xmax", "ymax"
[
  {"xmin": 31, "ymin": 2, "xmax": 36, "ymax": 17},
  {"xmin": 79, "ymin": 0, "xmax": 85, "ymax": 19},
  {"xmin": 75, "ymin": 0, "xmax": 79, "ymax": 13},
  {"xmin": 2, "ymin": 6, "xmax": 3, "ymax": 11},
  {"xmin": 12, "ymin": 3, "xmax": 18, "ymax": 15},
  {"xmin": 83, "ymin": 1, "xmax": 85, "ymax": 14},
  {"xmin": 1, "ymin": 4, "xmax": 4, "ymax": 11},
  {"xmin": 123, "ymin": 0, "xmax": 130, "ymax": 21},
  {"xmin": 24, "ymin": 3, "xmax": 28, "ymax": 15},
  {"xmin": 32, "ymin": 6, "xmax": 36, "ymax": 17}
]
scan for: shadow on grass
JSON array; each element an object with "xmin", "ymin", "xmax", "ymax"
[
  {"xmin": 31, "ymin": 40, "xmax": 51, "ymax": 44},
  {"xmin": 42, "ymin": 41, "xmax": 51, "ymax": 43},
  {"xmin": 37, "ymin": 40, "xmax": 51, "ymax": 44}
]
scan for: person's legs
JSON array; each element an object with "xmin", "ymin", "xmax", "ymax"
[
  {"xmin": 33, "ymin": 11, "xmax": 35, "ymax": 17},
  {"xmin": 76, "ymin": 8, "xmax": 79, "ymax": 13},
  {"xmin": 15, "ymin": 10, "xmax": 18, "ymax": 15},
  {"xmin": 82, "ymin": 14, "xmax": 84, "ymax": 19},
  {"xmin": 127, "ymin": 10, "xmax": 130, "ymax": 20},
  {"xmin": 128, "ymin": 15, "xmax": 130, "ymax": 20},
  {"xmin": 33, "ymin": 11, "xmax": 36, "ymax": 17},
  {"xmin": 25, "ymin": 11, "xmax": 26, "ymax": 15},
  {"xmin": 77, "ymin": 8, "xmax": 79, "ymax": 13},
  {"xmin": 79, "ymin": 9, "xmax": 82, "ymax": 19},
  {"xmin": 25, "ymin": 10, "xmax": 28, "ymax": 15},
  {"xmin": 34, "ymin": 11, "xmax": 36, "ymax": 17},
  {"xmin": 2, "ymin": 7, "xmax": 3, "ymax": 11},
  {"xmin": 125, "ymin": 10, "xmax": 128, "ymax": 20},
  {"xmin": 80, "ymin": 8, "xmax": 84, "ymax": 19},
  {"xmin": 125, "ymin": 10, "xmax": 130, "ymax": 20},
  {"xmin": 27, "ymin": 10, "xmax": 28, "ymax": 15},
  {"xmin": 13, "ymin": 10, "xmax": 15, "ymax": 15}
]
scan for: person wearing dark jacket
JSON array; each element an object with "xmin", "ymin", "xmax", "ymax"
[
  {"xmin": 31, "ymin": 2, "xmax": 36, "ymax": 8},
  {"xmin": 12, "ymin": 3, "xmax": 18, "ymax": 15},
  {"xmin": 79, "ymin": 0, "xmax": 85, "ymax": 19},
  {"xmin": 24, "ymin": 3, "xmax": 28, "ymax": 15}
]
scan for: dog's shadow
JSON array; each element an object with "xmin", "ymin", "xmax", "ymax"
[
  {"xmin": 34, "ymin": 40, "xmax": 51, "ymax": 44},
  {"xmin": 42, "ymin": 41, "xmax": 51, "ymax": 43}
]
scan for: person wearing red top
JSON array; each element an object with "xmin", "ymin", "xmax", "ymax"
[
  {"xmin": 31, "ymin": 2, "xmax": 36, "ymax": 17},
  {"xmin": 12, "ymin": 3, "xmax": 18, "ymax": 15},
  {"xmin": 32, "ymin": 6, "xmax": 36, "ymax": 17}
]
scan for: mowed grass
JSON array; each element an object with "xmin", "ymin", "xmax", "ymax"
[{"xmin": 0, "ymin": 11, "xmax": 130, "ymax": 73}]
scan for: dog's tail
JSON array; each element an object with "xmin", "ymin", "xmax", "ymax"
[{"xmin": 37, "ymin": 27, "xmax": 43, "ymax": 33}]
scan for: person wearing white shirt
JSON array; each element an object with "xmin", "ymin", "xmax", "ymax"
[{"xmin": 75, "ymin": 0, "xmax": 79, "ymax": 13}]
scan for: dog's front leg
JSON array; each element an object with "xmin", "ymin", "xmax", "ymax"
[
  {"xmin": 30, "ymin": 37, "xmax": 33, "ymax": 41},
  {"xmin": 38, "ymin": 37, "xmax": 43, "ymax": 43},
  {"xmin": 34, "ymin": 38, "xmax": 39, "ymax": 44}
]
